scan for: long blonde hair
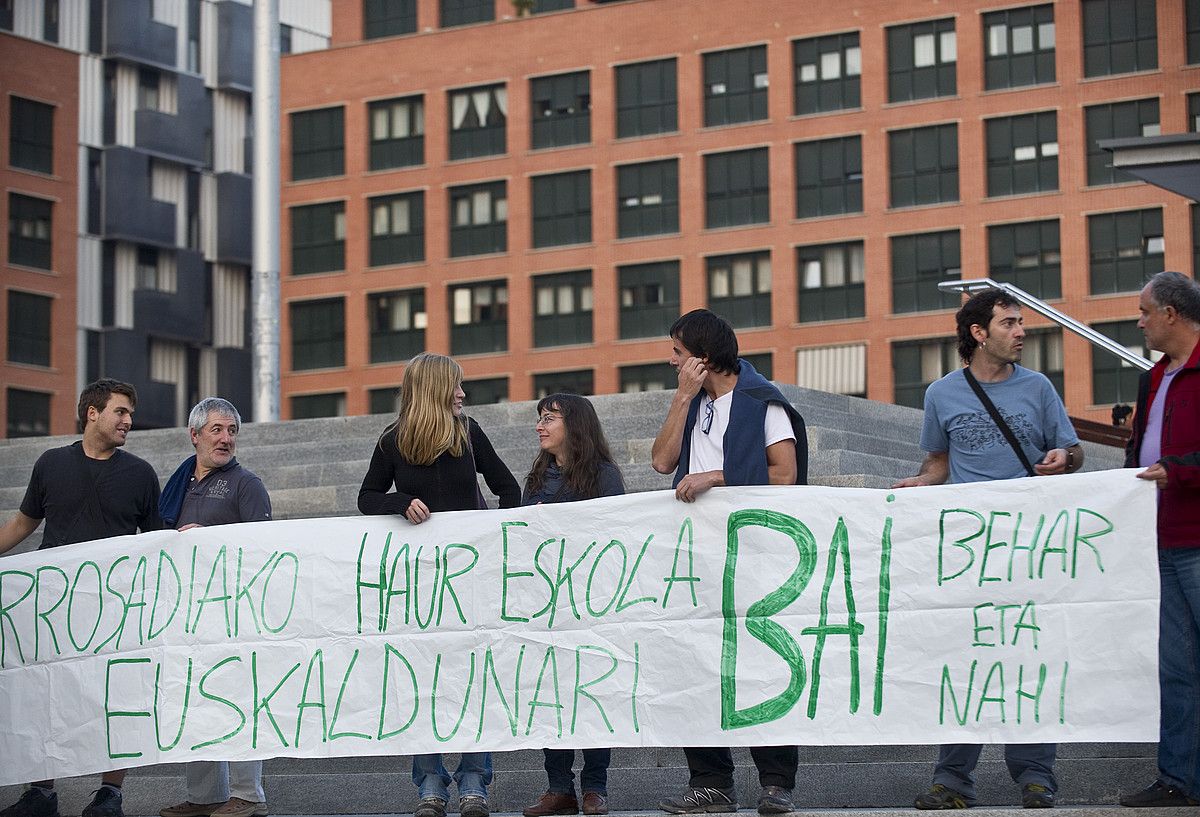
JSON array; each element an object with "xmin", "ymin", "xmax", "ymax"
[{"xmin": 388, "ymin": 353, "xmax": 468, "ymax": 465}]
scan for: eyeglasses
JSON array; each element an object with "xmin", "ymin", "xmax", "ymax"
[
  {"xmin": 536, "ymin": 413, "xmax": 561, "ymax": 428},
  {"xmin": 700, "ymin": 398, "xmax": 715, "ymax": 435}
]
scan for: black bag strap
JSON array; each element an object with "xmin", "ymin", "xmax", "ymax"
[{"xmin": 962, "ymin": 368, "xmax": 1036, "ymax": 477}]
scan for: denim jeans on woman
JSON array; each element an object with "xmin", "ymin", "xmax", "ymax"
[{"xmin": 412, "ymin": 753, "xmax": 493, "ymax": 800}]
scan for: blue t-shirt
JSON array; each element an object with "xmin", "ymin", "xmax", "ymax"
[{"xmin": 920, "ymin": 365, "xmax": 1079, "ymax": 485}]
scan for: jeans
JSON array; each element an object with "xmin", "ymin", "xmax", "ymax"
[
  {"xmin": 412, "ymin": 753, "xmax": 492, "ymax": 800},
  {"xmin": 544, "ymin": 748, "xmax": 610, "ymax": 795},
  {"xmin": 684, "ymin": 746, "xmax": 798, "ymax": 790},
  {"xmin": 1157, "ymin": 547, "xmax": 1200, "ymax": 796},
  {"xmin": 185, "ymin": 761, "xmax": 265, "ymax": 804},
  {"xmin": 932, "ymin": 743, "xmax": 1057, "ymax": 802}
]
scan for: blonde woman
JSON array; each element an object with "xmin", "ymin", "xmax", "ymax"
[{"xmin": 357, "ymin": 353, "xmax": 519, "ymax": 817}]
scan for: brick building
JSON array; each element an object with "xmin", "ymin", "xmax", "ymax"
[{"xmin": 283, "ymin": 0, "xmax": 1191, "ymax": 422}]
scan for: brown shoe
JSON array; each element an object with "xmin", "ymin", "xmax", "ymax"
[
  {"xmin": 160, "ymin": 803, "xmax": 224, "ymax": 817},
  {"xmin": 210, "ymin": 800, "xmax": 267, "ymax": 817},
  {"xmin": 523, "ymin": 792, "xmax": 579, "ymax": 817},
  {"xmin": 582, "ymin": 792, "xmax": 608, "ymax": 816}
]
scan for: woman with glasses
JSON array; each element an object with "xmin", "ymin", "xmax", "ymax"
[
  {"xmin": 357, "ymin": 352, "xmax": 520, "ymax": 817},
  {"xmin": 521, "ymin": 393, "xmax": 624, "ymax": 817}
]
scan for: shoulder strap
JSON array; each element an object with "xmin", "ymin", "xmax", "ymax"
[{"xmin": 962, "ymin": 368, "xmax": 1035, "ymax": 477}]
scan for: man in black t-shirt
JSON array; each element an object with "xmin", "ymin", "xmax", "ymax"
[{"xmin": 0, "ymin": 379, "xmax": 162, "ymax": 817}]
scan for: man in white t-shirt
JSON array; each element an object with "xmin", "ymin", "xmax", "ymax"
[{"xmin": 650, "ymin": 309, "xmax": 808, "ymax": 815}]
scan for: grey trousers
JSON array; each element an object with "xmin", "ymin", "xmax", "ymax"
[{"xmin": 185, "ymin": 761, "xmax": 265, "ymax": 804}]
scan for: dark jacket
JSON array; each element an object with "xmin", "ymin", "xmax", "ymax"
[
  {"xmin": 672, "ymin": 359, "xmax": 808, "ymax": 488},
  {"xmin": 1125, "ymin": 339, "xmax": 1200, "ymax": 548}
]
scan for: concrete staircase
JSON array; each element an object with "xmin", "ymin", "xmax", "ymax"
[{"xmin": 0, "ymin": 387, "xmax": 1149, "ymax": 813}]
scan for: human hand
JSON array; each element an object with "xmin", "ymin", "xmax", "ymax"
[
  {"xmin": 676, "ymin": 356, "xmax": 708, "ymax": 400},
  {"xmin": 1137, "ymin": 462, "xmax": 1169, "ymax": 489},
  {"xmin": 177, "ymin": 523, "xmax": 203, "ymax": 531},
  {"xmin": 1034, "ymin": 448, "xmax": 1068, "ymax": 476},
  {"xmin": 405, "ymin": 498, "xmax": 431, "ymax": 524},
  {"xmin": 675, "ymin": 471, "xmax": 718, "ymax": 503},
  {"xmin": 891, "ymin": 475, "xmax": 927, "ymax": 488}
]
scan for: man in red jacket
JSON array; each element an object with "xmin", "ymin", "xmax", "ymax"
[{"xmin": 1121, "ymin": 271, "xmax": 1200, "ymax": 808}]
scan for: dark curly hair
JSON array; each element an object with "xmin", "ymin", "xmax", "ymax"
[{"xmin": 956, "ymin": 289, "xmax": 1019, "ymax": 363}]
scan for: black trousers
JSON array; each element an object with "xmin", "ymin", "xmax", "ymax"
[{"xmin": 684, "ymin": 745, "xmax": 798, "ymax": 790}]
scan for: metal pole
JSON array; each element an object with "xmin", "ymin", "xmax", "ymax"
[{"xmin": 251, "ymin": 0, "xmax": 281, "ymax": 422}]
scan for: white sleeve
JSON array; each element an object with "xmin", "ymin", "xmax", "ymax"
[{"xmin": 763, "ymin": 402, "xmax": 796, "ymax": 447}]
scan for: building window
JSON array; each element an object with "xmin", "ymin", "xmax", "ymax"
[
  {"xmin": 1089, "ymin": 208, "xmax": 1164, "ymax": 295},
  {"xmin": 43, "ymin": 0, "xmax": 57, "ymax": 42},
  {"xmin": 290, "ymin": 298, "xmax": 345, "ymax": 371},
  {"xmin": 531, "ymin": 71, "xmax": 590, "ymax": 149},
  {"xmin": 797, "ymin": 344, "xmax": 867, "ymax": 397},
  {"xmin": 7, "ymin": 389, "xmax": 50, "ymax": 437},
  {"xmin": 280, "ymin": 23, "xmax": 292, "ymax": 53},
  {"xmin": 1092, "ymin": 320, "xmax": 1149, "ymax": 404},
  {"xmin": 988, "ymin": 219, "xmax": 1062, "ymax": 300},
  {"xmin": 533, "ymin": 270, "xmax": 592, "ymax": 347},
  {"xmin": 369, "ymin": 386, "xmax": 399, "ymax": 415},
  {"xmin": 887, "ymin": 18, "xmax": 956, "ymax": 102},
  {"xmin": 364, "ymin": 0, "xmax": 416, "ymax": 38},
  {"xmin": 1082, "ymin": 0, "xmax": 1157, "ymax": 77},
  {"xmin": 449, "ymin": 181, "xmax": 506, "ymax": 257},
  {"xmin": 291, "ymin": 202, "xmax": 345, "ymax": 275},
  {"xmin": 369, "ymin": 191, "xmax": 424, "ymax": 266},
  {"xmin": 10, "ymin": 97, "xmax": 53, "ymax": 174},
  {"xmin": 889, "ymin": 123, "xmax": 958, "ymax": 208},
  {"xmin": 985, "ymin": 6, "xmax": 1055, "ymax": 90},
  {"xmin": 369, "ymin": 289, "xmax": 426, "ymax": 363},
  {"xmin": 741, "ymin": 353, "xmax": 773, "ymax": 379},
  {"xmin": 795, "ymin": 135, "xmax": 862, "ymax": 218},
  {"xmin": 708, "ymin": 251, "xmax": 772, "ymax": 329},
  {"xmin": 449, "ymin": 84, "xmax": 506, "ymax": 159},
  {"xmin": 1, "ymin": 0, "xmax": 12, "ymax": 31},
  {"xmin": 892, "ymin": 336, "xmax": 957, "ymax": 409},
  {"xmin": 1023, "ymin": 328, "xmax": 1065, "ymax": 397},
  {"xmin": 705, "ymin": 148, "xmax": 769, "ymax": 229},
  {"xmin": 291, "ymin": 107, "xmax": 345, "ymax": 181},
  {"xmin": 620, "ymin": 362, "xmax": 675, "ymax": 392},
  {"xmin": 369, "ymin": 96, "xmax": 424, "ymax": 170},
  {"xmin": 615, "ymin": 58, "xmax": 677, "ymax": 138},
  {"xmin": 1194, "ymin": 204, "xmax": 1200, "ymax": 277},
  {"xmin": 1086, "ymin": 99, "xmax": 1160, "ymax": 186},
  {"xmin": 796, "ymin": 241, "xmax": 865, "ymax": 323},
  {"xmin": 7, "ymin": 291, "xmax": 51, "ymax": 366},
  {"xmin": 137, "ymin": 68, "xmax": 163, "ymax": 111},
  {"xmin": 450, "ymin": 280, "xmax": 508, "ymax": 355},
  {"xmin": 534, "ymin": 369, "xmax": 594, "ymax": 398},
  {"xmin": 619, "ymin": 260, "xmax": 680, "ymax": 340},
  {"xmin": 8, "ymin": 194, "xmax": 52, "ymax": 270},
  {"xmin": 464, "ymin": 377, "xmax": 508, "ymax": 404},
  {"xmin": 986, "ymin": 111, "xmax": 1058, "ymax": 197},
  {"xmin": 441, "ymin": 0, "xmax": 493, "ymax": 27},
  {"xmin": 891, "ymin": 230, "xmax": 961, "ymax": 314},
  {"xmin": 1190, "ymin": 93, "xmax": 1200, "ymax": 132},
  {"xmin": 617, "ymin": 159, "xmax": 679, "ymax": 238},
  {"xmin": 531, "ymin": 170, "xmax": 591, "ymax": 248},
  {"xmin": 793, "ymin": 32, "xmax": 861, "ymax": 115},
  {"xmin": 1190, "ymin": 0, "xmax": 1200, "ymax": 63},
  {"xmin": 135, "ymin": 246, "xmax": 172, "ymax": 292},
  {"xmin": 533, "ymin": 0, "xmax": 573, "ymax": 10},
  {"xmin": 703, "ymin": 45, "xmax": 768, "ymax": 127},
  {"xmin": 292, "ymin": 392, "xmax": 346, "ymax": 419}
]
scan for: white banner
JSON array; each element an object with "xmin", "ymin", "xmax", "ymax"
[{"xmin": 0, "ymin": 471, "xmax": 1159, "ymax": 785}]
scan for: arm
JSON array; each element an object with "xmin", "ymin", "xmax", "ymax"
[
  {"xmin": 1034, "ymin": 443, "xmax": 1085, "ymax": 476},
  {"xmin": 766, "ymin": 438, "xmax": 797, "ymax": 485},
  {"xmin": 892, "ymin": 451, "xmax": 950, "ymax": 488},
  {"xmin": 357, "ymin": 439, "xmax": 415, "ymax": 516},
  {"xmin": 1140, "ymin": 452, "xmax": 1200, "ymax": 489},
  {"xmin": 471, "ymin": 421, "xmax": 521, "ymax": 509},
  {"xmin": 237, "ymin": 474, "xmax": 273, "ymax": 522},
  {"xmin": 0, "ymin": 512, "xmax": 40, "ymax": 556},
  {"xmin": 651, "ymin": 357, "xmax": 706, "ymax": 474}
]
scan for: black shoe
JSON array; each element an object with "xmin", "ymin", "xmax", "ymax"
[
  {"xmin": 659, "ymin": 787, "xmax": 737, "ymax": 814},
  {"xmin": 83, "ymin": 789, "xmax": 124, "ymax": 817},
  {"xmin": 1120, "ymin": 780, "xmax": 1198, "ymax": 807},
  {"xmin": 1, "ymin": 790, "xmax": 60, "ymax": 817},
  {"xmin": 914, "ymin": 784, "xmax": 970, "ymax": 810},
  {"xmin": 1021, "ymin": 784, "xmax": 1054, "ymax": 809},
  {"xmin": 415, "ymin": 798, "xmax": 446, "ymax": 817},
  {"xmin": 757, "ymin": 786, "xmax": 792, "ymax": 815}
]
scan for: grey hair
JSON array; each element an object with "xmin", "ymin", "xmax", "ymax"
[
  {"xmin": 1147, "ymin": 271, "xmax": 1200, "ymax": 325},
  {"xmin": 189, "ymin": 397, "xmax": 242, "ymax": 434}
]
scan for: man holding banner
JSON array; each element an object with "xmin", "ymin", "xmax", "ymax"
[
  {"xmin": 893, "ymin": 289, "xmax": 1082, "ymax": 810},
  {"xmin": 1121, "ymin": 271, "xmax": 1200, "ymax": 808},
  {"xmin": 0, "ymin": 379, "xmax": 162, "ymax": 817},
  {"xmin": 650, "ymin": 309, "xmax": 808, "ymax": 815},
  {"xmin": 156, "ymin": 398, "xmax": 272, "ymax": 817}
]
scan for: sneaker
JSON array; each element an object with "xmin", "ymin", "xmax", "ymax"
[
  {"xmin": 1021, "ymin": 784, "xmax": 1054, "ymax": 809},
  {"xmin": 523, "ymin": 792, "xmax": 579, "ymax": 817},
  {"xmin": 757, "ymin": 786, "xmax": 793, "ymax": 815},
  {"xmin": 83, "ymin": 789, "xmax": 124, "ymax": 817},
  {"xmin": 659, "ymin": 787, "xmax": 737, "ymax": 814},
  {"xmin": 581, "ymin": 792, "xmax": 608, "ymax": 816},
  {"xmin": 459, "ymin": 795, "xmax": 490, "ymax": 817},
  {"xmin": 211, "ymin": 800, "xmax": 267, "ymax": 817},
  {"xmin": 1120, "ymin": 780, "xmax": 1199, "ymax": 807},
  {"xmin": 914, "ymin": 784, "xmax": 969, "ymax": 810},
  {"xmin": 1, "ymin": 789, "xmax": 60, "ymax": 817},
  {"xmin": 160, "ymin": 803, "xmax": 224, "ymax": 817},
  {"xmin": 415, "ymin": 798, "xmax": 447, "ymax": 817}
]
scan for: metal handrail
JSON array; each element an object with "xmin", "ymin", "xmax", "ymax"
[{"xmin": 936, "ymin": 278, "xmax": 1153, "ymax": 371}]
